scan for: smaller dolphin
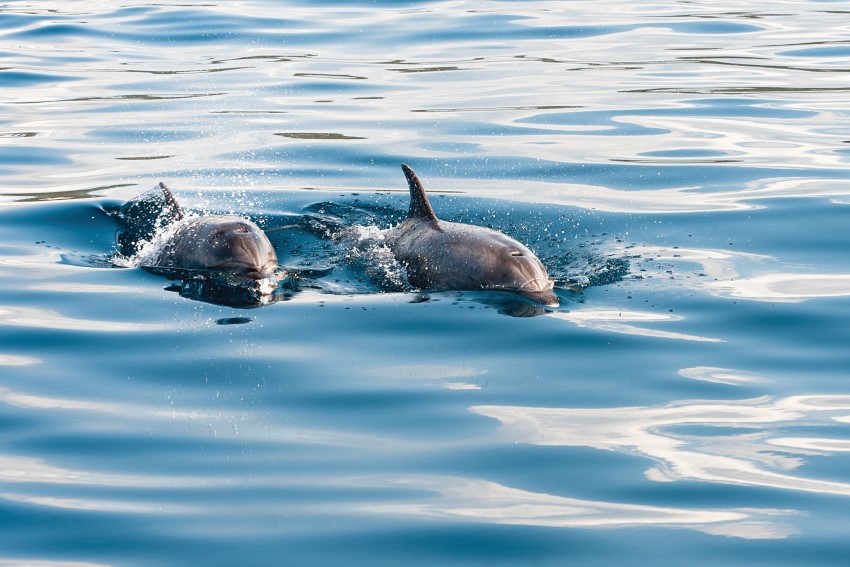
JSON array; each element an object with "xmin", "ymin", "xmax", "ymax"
[
  {"xmin": 122, "ymin": 183, "xmax": 279, "ymax": 281},
  {"xmin": 384, "ymin": 165, "xmax": 558, "ymax": 306}
]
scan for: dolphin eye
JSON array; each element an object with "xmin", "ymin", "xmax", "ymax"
[{"xmin": 510, "ymin": 251, "xmax": 523, "ymax": 256}]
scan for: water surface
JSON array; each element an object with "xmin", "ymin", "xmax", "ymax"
[{"xmin": 2, "ymin": 1, "xmax": 850, "ymax": 565}]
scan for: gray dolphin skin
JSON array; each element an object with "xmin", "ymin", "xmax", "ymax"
[
  {"xmin": 150, "ymin": 183, "xmax": 278, "ymax": 280},
  {"xmin": 384, "ymin": 164, "xmax": 558, "ymax": 306}
]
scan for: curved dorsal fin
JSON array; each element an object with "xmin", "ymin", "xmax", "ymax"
[
  {"xmin": 401, "ymin": 164, "xmax": 438, "ymax": 222},
  {"xmin": 158, "ymin": 182, "xmax": 185, "ymax": 221}
]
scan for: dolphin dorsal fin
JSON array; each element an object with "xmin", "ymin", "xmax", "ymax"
[
  {"xmin": 158, "ymin": 182, "xmax": 185, "ymax": 221},
  {"xmin": 401, "ymin": 164, "xmax": 438, "ymax": 222}
]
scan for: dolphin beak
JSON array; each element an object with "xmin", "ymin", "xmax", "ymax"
[
  {"xmin": 243, "ymin": 264, "xmax": 279, "ymax": 281},
  {"xmin": 517, "ymin": 278, "xmax": 559, "ymax": 307},
  {"xmin": 522, "ymin": 288, "xmax": 559, "ymax": 307}
]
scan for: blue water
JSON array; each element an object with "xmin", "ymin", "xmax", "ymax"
[{"xmin": 2, "ymin": 1, "xmax": 850, "ymax": 565}]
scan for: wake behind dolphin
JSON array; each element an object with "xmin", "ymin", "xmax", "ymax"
[{"xmin": 384, "ymin": 165, "xmax": 559, "ymax": 306}]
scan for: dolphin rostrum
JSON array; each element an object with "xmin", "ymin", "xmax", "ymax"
[
  {"xmin": 125, "ymin": 183, "xmax": 279, "ymax": 281},
  {"xmin": 384, "ymin": 164, "xmax": 558, "ymax": 306}
]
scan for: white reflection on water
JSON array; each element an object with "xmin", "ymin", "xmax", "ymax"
[
  {"xmin": 473, "ymin": 394, "xmax": 850, "ymax": 496},
  {"xmin": 629, "ymin": 244, "xmax": 771, "ymax": 282},
  {"xmin": 365, "ymin": 475, "xmax": 797, "ymax": 540},
  {"xmin": 626, "ymin": 244, "xmax": 850, "ymax": 303},
  {"xmin": 366, "ymin": 364, "xmax": 486, "ymax": 390},
  {"xmin": 0, "ymin": 389, "xmax": 803, "ymax": 539},
  {"xmin": 549, "ymin": 309, "xmax": 722, "ymax": 342},
  {"xmin": 0, "ymin": 306, "xmax": 166, "ymax": 332},
  {"xmin": 0, "ymin": 492, "xmax": 196, "ymax": 514},
  {"xmin": 0, "ymin": 559, "xmax": 111, "ymax": 567},
  {"xmin": 708, "ymin": 273, "xmax": 850, "ymax": 303},
  {"xmin": 0, "ymin": 386, "xmax": 392, "ymax": 450},
  {"xmin": 0, "ymin": 387, "xmax": 119, "ymax": 414},
  {"xmin": 678, "ymin": 366, "xmax": 766, "ymax": 385},
  {"xmin": 0, "ymin": 354, "xmax": 40, "ymax": 366},
  {"xmin": 0, "ymin": 454, "xmax": 166, "ymax": 487},
  {"xmin": 25, "ymin": 282, "xmax": 142, "ymax": 294},
  {"xmin": 0, "ymin": 250, "xmax": 67, "ymax": 278},
  {"xmin": 498, "ymin": 178, "xmax": 850, "ymax": 214}
]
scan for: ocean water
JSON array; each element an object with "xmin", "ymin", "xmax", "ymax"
[{"xmin": 2, "ymin": 1, "xmax": 850, "ymax": 565}]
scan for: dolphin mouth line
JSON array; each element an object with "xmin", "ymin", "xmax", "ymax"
[
  {"xmin": 517, "ymin": 278, "xmax": 559, "ymax": 307},
  {"xmin": 477, "ymin": 278, "xmax": 559, "ymax": 306},
  {"xmin": 517, "ymin": 277, "xmax": 554, "ymax": 292},
  {"xmin": 207, "ymin": 262, "xmax": 278, "ymax": 280}
]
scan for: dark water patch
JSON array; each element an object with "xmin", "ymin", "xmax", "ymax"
[
  {"xmin": 294, "ymin": 72, "xmax": 368, "ymax": 80},
  {"xmin": 0, "ymin": 201, "xmax": 119, "ymax": 253},
  {"xmin": 630, "ymin": 85, "xmax": 850, "ymax": 95},
  {"xmin": 276, "ymin": 132, "xmax": 366, "ymax": 140},
  {"xmin": 666, "ymin": 20, "xmax": 763, "ymax": 34},
  {"xmin": 2, "ymin": 185, "xmax": 134, "ymax": 203},
  {"xmin": 411, "ymin": 104, "xmax": 582, "ymax": 113},
  {"xmin": 157, "ymin": 274, "xmax": 283, "ymax": 309},
  {"xmin": 0, "ymin": 146, "xmax": 72, "ymax": 167},
  {"xmin": 210, "ymin": 109, "xmax": 289, "ymax": 114},
  {"xmin": 0, "ymin": 70, "xmax": 80, "ymax": 86},
  {"xmin": 518, "ymin": 98, "xmax": 817, "ymax": 128},
  {"xmin": 13, "ymin": 92, "xmax": 224, "ymax": 105},
  {"xmin": 122, "ymin": 65, "xmax": 254, "ymax": 75},
  {"xmin": 393, "ymin": 65, "xmax": 467, "ymax": 74},
  {"xmin": 640, "ymin": 149, "xmax": 734, "ymax": 159},
  {"xmin": 273, "ymin": 79, "xmax": 383, "ymax": 95},
  {"xmin": 5, "ymin": 22, "xmax": 108, "ymax": 41},
  {"xmin": 116, "ymin": 155, "xmax": 174, "ymax": 161},
  {"xmin": 215, "ymin": 317, "xmax": 252, "ymax": 325},
  {"xmin": 781, "ymin": 45, "xmax": 850, "ymax": 58},
  {"xmin": 0, "ymin": 131, "xmax": 38, "ymax": 138}
]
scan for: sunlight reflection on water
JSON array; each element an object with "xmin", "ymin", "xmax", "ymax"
[
  {"xmin": 473, "ymin": 394, "xmax": 850, "ymax": 496},
  {"xmin": 3, "ymin": 0, "xmax": 850, "ymax": 564},
  {"xmin": 550, "ymin": 309, "xmax": 723, "ymax": 342},
  {"xmin": 0, "ymin": 306, "xmax": 167, "ymax": 332},
  {"xmin": 364, "ymin": 475, "xmax": 798, "ymax": 540}
]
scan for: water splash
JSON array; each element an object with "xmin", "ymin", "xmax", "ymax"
[{"xmin": 337, "ymin": 224, "xmax": 411, "ymax": 293}]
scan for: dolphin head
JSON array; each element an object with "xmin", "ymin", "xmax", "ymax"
[
  {"xmin": 482, "ymin": 234, "xmax": 559, "ymax": 306},
  {"xmin": 159, "ymin": 216, "xmax": 279, "ymax": 280},
  {"xmin": 415, "ymin": 224, "xmax": 558, "ymax": 306}
]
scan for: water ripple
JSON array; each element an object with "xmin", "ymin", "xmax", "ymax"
[
  {"xmin": 3, "ymin": 1, "xmax": 850, "ymax": 564},
  {"xmin": 473, "ymin": 394, "xmax": 850, "ymax": 496},
  {"xmin": 365, "ymin": 475, "xmax": 797, "ymax": 539}
]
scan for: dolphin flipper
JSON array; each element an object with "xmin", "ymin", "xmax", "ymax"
[{"xmin": 401, "ymin": 164, "xmax": 438, "ymax": 222}]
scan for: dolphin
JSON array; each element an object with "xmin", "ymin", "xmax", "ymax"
[
  {"xmin": 384, "ymin": 164, "xmax": 558, "ymax": 306},
  {"xmin": 121, "ymin": 183, "xmax": 279, "ymax": 281}
]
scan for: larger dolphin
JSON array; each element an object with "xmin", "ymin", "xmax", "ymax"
[{"xmin": 384, "ymin": 164, "xmax": 558, "ymax": 306}]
